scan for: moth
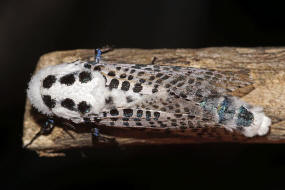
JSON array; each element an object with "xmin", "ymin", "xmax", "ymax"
[{"xmin": 25, "ymin": 49, "xmax": 271, "ymax": 146}]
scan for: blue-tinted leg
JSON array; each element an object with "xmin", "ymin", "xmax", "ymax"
[
  {"xmin": 95, "ymin": 48, "xmax": 102, "ymax": 64},
  {"xmin": 42, "ymin": 118, "xmax": 55, "ymax": 134},
  {"xmin": 91, "ymin": 127, "xmax": 118, "ymax": 145},
  {"xmin": 91, "ymin": 127, "xmax": 101, "ymax": 144},
  {"xmin": 92, "ymin": 47, "xmax": 114, "ymax": 65}
]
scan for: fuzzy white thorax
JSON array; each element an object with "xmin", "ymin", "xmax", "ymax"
[{"xmin": 27, "ymin": 61, "xmax": 155, "ymax": 123}]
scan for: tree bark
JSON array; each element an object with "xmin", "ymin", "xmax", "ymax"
[{"xmin": 23, "ymin": 48, "xmax": 285, "ymax": 156}]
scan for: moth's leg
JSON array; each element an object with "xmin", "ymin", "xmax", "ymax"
[
  {"xmin": 91, "ymin": 127, "xmax": 100, "ymax": 144},
  {"xmin": 150, "ymin": 56, "xmax": 157, "ymax": 65},
  {"xmin": 91, "ymin": 127, "xmax": 118, "ymax": 146},
  {"xmin": 23, "ymin": 118, "xmax": 55, "ymax": 148},
  {"xmin": 61, "ymin": 121, "xmax": 76, "ymax": 139},
  {"xmin": 93, "ymin": 49, "xmax": 102, "ymax": 64},
  {"xmin": 42, "ymin": 118, "xmax": 55, "ymax": 134},
  {"xmin": 93, "ymin": 46, "xmax": 114, "ymax": 64}
]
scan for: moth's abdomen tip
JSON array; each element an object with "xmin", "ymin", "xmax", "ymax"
[
  {"xmin": 257, "ymin": 115, "xmax": 271, "ymax": 136},
  {"xmin": 241, "ymin": 107, "xmax": 271, "ymax": 137}
]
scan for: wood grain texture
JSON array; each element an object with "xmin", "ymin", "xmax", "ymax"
[{"xmin": 22, "ymin": 48, "xmax": 285, "ymax": 156}]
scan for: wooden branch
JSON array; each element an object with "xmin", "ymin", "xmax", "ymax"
[{"xmin": 23, "ymin": 48, "xmax": 285, "ymax": 156}]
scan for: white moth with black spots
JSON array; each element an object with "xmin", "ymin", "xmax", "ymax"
[{"xmin": 27, "ymin": 59, "xmax": 271, "ymax": 139}]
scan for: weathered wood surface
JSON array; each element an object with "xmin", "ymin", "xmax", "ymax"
[{"xmin": 23, "ymin": 48, "xmax": 285, "ymax": 156}]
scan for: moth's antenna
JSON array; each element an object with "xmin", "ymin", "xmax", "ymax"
[
  {"xmin": 95, "ymin": 49, "xmax": 102, "ymax": 64},
  {"xmin": 62, "ymin": 121, "xmax": 76, "ymax": 139},
  {"xmin": 62, "ymin": 121, "xmax": 76, "ymax": 130},
  {"xmin": 23, "ymin": 130, "xmax": 42, "ymax": 148},
  {"xmin": 23, "ymin": 118, "xmax": 55, "ymax": 148}
]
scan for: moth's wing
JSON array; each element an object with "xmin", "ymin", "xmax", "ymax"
[
  {"xmin": 189, "ymin": 67, "xmax": 253, "ymax": 92},
  {"xmin": 154, "ymin": 66, "xmax": 254, "ymax": 102},
  {"xmin": 96, "ymin": 97, "xmax": 222, "ymax": 130},
  {"xmin": 94, "ymin": 62, "xmax": 253, "ymax": 99}
]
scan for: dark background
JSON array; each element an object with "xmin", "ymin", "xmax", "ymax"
[{"xmin": 1, "ymin": 0, "xmax": 283, "ymax": 189}]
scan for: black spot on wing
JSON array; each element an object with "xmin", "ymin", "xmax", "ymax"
[
  {"xmin": 146, "ymin": 111, "xmax": 151, "ymax": 121},
  {"xmin": 123, "ymin": 109, "xmax": 133, "ymax": 117},
  {"xmin": 184, "ymin": 107, "xmax": 190, "ymax": 112},
  {"xmin": 94, "ymin": 66, "xmax": 101, "ymax": 71},
  {"xmin": 154, "ymin": 112, "xmax": 160, "ymax": 120},
  {"xmin": 195, "ymin": 89, "xmax": 203, "ymax": 98},
  {"xmin": 84, "ymin": 63, "xmax": 91, "ymax": 69},
  {"xmin": 78, "ymin": 101, "xmax": 91, "ymax": 114},
  {"xmin": 109, "ymin": 79, "xmax": 119, "ymax": 89},
  {"xmin": 179, "ymin": 92, "xmax": 187, "ymax": 98},
  {"xmin": 188, "ymin": 78, "xmax": 194, "ymax": 84},
  {"xmin": 135, "ymin": 122, "xmax": 142, "ymax": 126},
  {"xmin": 133, "ymin": 83, "xmax": 143, "ymax": 93},
  {"xmin": 42, "ymin": 75, "xmax": 56, "ymax": 89},
  {"xmin": 165, "ymin": 84, "xmax": 171, "ymax": 88},
  {"xmin": 42, "ymin": 95, "xmax": 56, "ymax": 109},
  {"xmin": 79, "ymin": 71, "xmax": 92, "ymax": 83},
  {"xmin": 123, "ymin": 122, "xmax": 129, "ymax": 126},
  {"xmin": 126, "ymin": 96, "xmax": 133, "ymax": 103},
  {"xmin": 156, "ymin": 73, "xmax": 163, "ymax": 78},
  {"xmin": 137, "ymin": 71, "xmax": 145, "ymax": 76},
  {"xmin": 110, "ymin": 108, "xmax": 119, "ymax": 116},
  {"xmin": 120, "ymin": 74, "xmax": 126, "ymax": 78},
  {"xmin": 102, "ymin": 75, "xmax": 107, "ymax": 83},
  {"xmin": 61, "ymin": 98, "xmax": 76, "ymax": 111},
  {"xmin": 108, "ymin": 71, "xmax": 116, "ymax": 76},
  {"xmin": 60, "ymin": 74, "xmax": 75, "ymax": 86},
  {"xmin": 121, "ymin": 81, "xmax": 130, "ymax": 91},
  {"xmin": 177, "ymin": 82, "xmax": 184, "ymax": 87},
  {"xmin": 206, "ymin": 71, "xmax": 213, "ymax": 75},
  {"xmin": 174, "ymin": 113, "xmax": 182, "ymax": 118},
  {"xmin": 128, "ymin": 75, "xmax": 133, "ymax": 80},
  {"xmin": 152, "ymin": 88, "xmax": 158, "ymax": 94},
  {"xmin": 137, "ymin": 110, "xmax": 143, "ymax": 117},
  {"xmin": 105, "ymin": 96, "xmax": 113, "ymax": 105},
  {"xmin": 161, "ymin": 75, "xmax": 170, "ymax": 80}
]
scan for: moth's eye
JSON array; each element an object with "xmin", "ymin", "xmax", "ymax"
[{"xmin": 236, "ymin": 106, "xmax": 254, "ymax": 127}]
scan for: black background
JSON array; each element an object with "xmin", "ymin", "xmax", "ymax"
[{"xmin": 3, "ymin": 0, "xmax": 284, "ymax": 189}]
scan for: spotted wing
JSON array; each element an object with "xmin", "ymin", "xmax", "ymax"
[
  {"xmin": 96, "ymin": 62, "xmax": 253, "ymax": 102},
  {"xmin": 96, "ymin": 96, "xmax": 221, "ymax": 130}
]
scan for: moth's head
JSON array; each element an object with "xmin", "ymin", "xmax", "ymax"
[
  {"xmin": 27, "ymin": 61, "xmax": 108, "ymax": 122},
  {"xmin": 27, "ymin": 65, "xmax": 55, "ymax": 116}
]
